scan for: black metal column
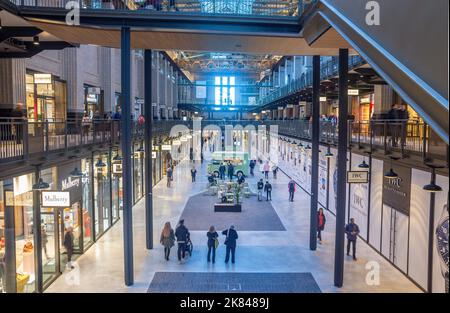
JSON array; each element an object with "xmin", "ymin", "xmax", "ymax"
[
  {"xmin": 144, "ymin": 49, "xmax": 154, "ymax": 250},
  {"xmin": 33, "ymin": 168, "xmax": 43, "ymax": 293},
  {"xmin": 310, "ymin": 55, "xmax": 320, "ymax": 251},
  {"xmin": 427, "ymin": 170, "xmax": 436, "ymax": 293},
  {"xmin": 121, "ymin": 27, "xmax": 134, "ymax": 286},
  {"xmin": 334, "ymin": 48, "xmax": 348, "ymax": 288}
]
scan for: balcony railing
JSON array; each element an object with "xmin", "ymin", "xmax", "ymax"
[
  {"xmin": 9, "ymin": 0, "xmax": 315, "ymax": 17},
  {"xmin": 1, "ymin": 117, "xmax": 443, "ymax": 164},
  {"xmin": 258, "ymin": 55, "xmax": 366, "ymax": 107}
]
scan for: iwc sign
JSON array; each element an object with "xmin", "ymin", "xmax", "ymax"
[{"xmin": 382, "ymin": 163, "xmax": 411, "ymax": 215}]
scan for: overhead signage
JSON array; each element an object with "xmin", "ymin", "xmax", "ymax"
[
  {"xmin": 34, "ymin": 73, "xmax": 52, "ymax": 84},
  {"xmin": 87, "ymin": 87, "xmax": 101, "ymax": 94},
  {"xmin": 347, "ymin": 171, "xmax": 369, "ymax": 183},
  {"xmin": 86, "ymin": 94, "xmax": 98, "ymax": 103},
  {"xmin": 135, "ymin": 99, "xmax": 145, "ymax": 104},
  {"xmin": 348, "ymin": 89, "xmax": 359, "ymax": 96},
  {"xmin": 113, "ymin": 163, "xmax": 122, "ymax": 174},
  {"xmin": 382, "ymin": 163, "xmax": 411, "ymax": 216},
  {"xmin": 41, "ymin": 191, "xmax": 70, "ymax": 207},
  {"xmin": 58, "ymin": 162, "xmax": 82, "ymax": 204},
  {"xmin": 152, "ymin": 146, "xmax": 159, "ymax": 151},
  {"xmin": 320, "ymin": 96, "xmax": 327, "ymax": 102},
  {"xmin": 286, "ymin": 104, "xmax": 294, "ymax": 108},
  {"xmin": 161, "ymin": 145, "xmax": 171, "ymax": 151},
  {"xmin": 152, "ymin": 152, "xmax": 156, "ymax": 159},
  {"xmin": 180, "ymin": 137, "xmax": 187, "ymax": 142}
]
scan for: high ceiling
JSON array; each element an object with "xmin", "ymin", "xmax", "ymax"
[{"xmin": 167, "ymin": 51, "xmax": 282, "ymax": 75}]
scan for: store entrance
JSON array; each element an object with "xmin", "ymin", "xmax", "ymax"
[{"xmin": 58, "ymin": 202, "xmax": 82, "ymax": 269}]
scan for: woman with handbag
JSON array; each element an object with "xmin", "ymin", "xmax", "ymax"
[
  {"xmin": 160, "ymin": 222, "xmax": 175, "ymax": 261},
  {"xmin": 206, "ymin": 226, "xmax": 219, "ymax": 264}
]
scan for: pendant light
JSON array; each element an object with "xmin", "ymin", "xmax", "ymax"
[
  {"xmin": 32, "ymin": 178, "xmax": 49, "ymax": 190},
  {"xmin": 325, "ymin": 146, "xmax": 333, "ymax": 158},
  {"xmin": 33, "ymin": 36, "xmax": 40, "ymax": 46},
  {"xmin": 112, "ymin": 154, "xmax": 123, "ymax": 163},
  {"xmin": 384, "ymin": 156, "xmax": 399, "ymax": 179},
  {"xmin": 423, "ymin": 164, "xmax": 444, "ymax": 192},
  {"xmin": 305, "ymin": 144, "xmax": 311, "ymax": 150},
  {"xmin": 95, "ymin": 158, "xmax": 106, "ymax": 168},
  {"xmin": 70, "ymin": 167, "xmax": 83, "ymax": 178}
]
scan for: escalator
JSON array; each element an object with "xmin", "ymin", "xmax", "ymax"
[{"xmin": 302, "ymin": 0, "xmax": 448, "ymax": 143}]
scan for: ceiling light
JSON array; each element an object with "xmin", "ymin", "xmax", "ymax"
[
  {"xmin": 384, "ymin": 168, "xmax": 398, "ymax": 179},
  {"xmin": 325, "ymin": 146, "xmax": 333, "ymax": 158},
  {"xmin": 423, "ymin": 182, "xmax": 443, "ymax": 193},
  {"xmin": 113, "ymin": 154, "xmax": 123, "ymax": 163},
  {"xmin": 70, "ymin": 167, "xmax": 84, "ymax": 178},
  {"xmin": 32, "ymin": 178, "xmax": 50, "ymax": 190},
  {"xmin": 33, "ymin": 36, "xmax": 40, "ymax": 46},
  {"xmin": 95, "ymin": 158, "xmax": 106, "ymax": 168},
  {"xmin": 358, "ymin": 160, "xmax": 370, "ymax": 168}
]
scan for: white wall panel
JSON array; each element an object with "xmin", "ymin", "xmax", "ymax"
[
  {"xmin": 409, "ymin": 169, "xmax": 431, "ymax": 289},
  {"xmin": 349, "ymin": 153, "xmax": 369, "ymax": 240},
  {"xmin": 369, "ymin": 157, "xmax": 383, "ymax": 250}
]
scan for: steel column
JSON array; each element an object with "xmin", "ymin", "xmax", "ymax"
[
  {"xmin": 334, "ymin": 48, "xmax": 348, "ymax": 288},
  {"xmin": 121, "ymin": 27, "xmax": 134, "ymax": 286},
  {"xmin": 33, "ymin": 168, "xmax": 43, "ymax": 293},
  {"xmin": 310, "ymin": 55, "xmax": 320, "ymax": 251},
  {"xmin": 144, "ymin": 50, "xmax": 154, "ymax": 250}
]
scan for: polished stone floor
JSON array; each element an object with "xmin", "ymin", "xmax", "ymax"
[{"xmin": 46, "ymin": 160, "xmax": 422, "ymax": 293}]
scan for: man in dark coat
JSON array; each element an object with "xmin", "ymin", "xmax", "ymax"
[
  {"xmin": 288, "ymin": 179, "xmax": 296, "ymax": 202},
  {"xmin": 227, "ymin": 162, "xmax": 234, "ymax": 181},
  {"xmin": 63, "ymin": 227, "xmax": 75, "ymax": 270},
  {"xmin": 175, "ymin": 220, "xmax": 190, "ymax": 263},
  {"xmin": 345, "ymin": 218, "xmax": 360, "ymax": 261},
  {"xmin": 219, "ymin": 163, "xmax": 226, "ymax": 180},
  {"xmin": 264, "ymin": 181, "xmax": 272, "ymax": 201},
  {"xmin": 388, "ymin": 104, "xmax": 399, "ymax": 146},
  {"xmin": 222, "ymin": 225, "xmax": 238, "ymax": 264}
]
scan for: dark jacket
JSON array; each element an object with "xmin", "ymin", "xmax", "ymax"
[
  {"xmin": 207, "ymin": 231, "xmax": 218, "ymax": 247},
  {"xmin": 317, "ymin": 212, "xmax": 326, "ymax": 231},
  {"xmin": 388, "ymin": 108, "xmax": 399, "ymax": 121},
  {"xmin": 222, "ymin": 228, "xmax": 238, "ymax": 247},
  {"xmin": 63, "ymin": 232, "xmax": 74, "ymax": 251},
  {"xmin": 264, "ymin": 183, "xmax": 272, "ymax": 192},
  {"xmin": 345, "ymin": 223, "xmax": 360, "ymax": 241},
  {"xmin": 227, "ymin": 164, "xmax": 234, "ymax": 176},
  {"xmin": 219, "ymin": 165, "xmax": 226, "ymax": 174},
  {"xmin": 257, "ymin": 181, "xmax": 264, "ymax": 190},
  {"xmin": 288, "ymin": 181, "xmax": 296, "ymax": 192},
  {"xmin": 175, "ymin": 224, "xmax": 190, "ymax": 243},
  {"xmin": 398, "ymin": 109, "xmax": 409, "ymax": 120},
  {"xmin": 191, "ymin": 169, "xmax": 197, "ymax": 177}
]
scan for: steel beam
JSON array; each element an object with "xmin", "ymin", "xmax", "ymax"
[
  {"xmin": 121, "ymin": 27, "xmax": 134, "ymax": 286},
  {"xmin": 334, "ymin": 48, "xmax": 348, "ymax": 288},
  {"xmin": 144, "ymin": 49, "xmax": 154, "ymax": 250},
  {"xmin": 310, "ymin": 55, "xmax": 320, "ymax": 251}
]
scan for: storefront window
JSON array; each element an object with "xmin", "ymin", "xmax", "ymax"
[
  {"xmin": 111, "ymin": 152, "xmax": 122, "ymax": 223},
  {"xmin": 94, "ymin": 153, "xmax": 111, "ymax": 238},
  {"xmin": 39, "ymin": 167, "xmax": 58, "ymax": 287},
  {"xmin": 13, "ymin": 173, "xmax": 35, "ymax": 293},
  {"xmin": 81, "ymin": 159, "xmax": 94, "ymax": 247},
  {"xmin": 133, "ymin": 143, "xmax": 144, "ymax": 203},
  {"xmin": 0, "ymin": 181, "xmax": 6, "ymax": 293}
]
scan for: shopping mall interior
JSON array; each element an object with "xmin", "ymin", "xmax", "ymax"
[{"xmin": 0, "ymin": 0, "xmax": 448, "ymax": 295}]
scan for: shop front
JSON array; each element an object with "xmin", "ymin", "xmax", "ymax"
[
  {"xmin": 25, "ymin": 71, "xmax": 67, "ymax": 122},
  {"xmin": 84, "ymin": 85, "xmax": 104, "ymax": 119}
]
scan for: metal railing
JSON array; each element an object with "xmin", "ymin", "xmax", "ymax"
[
  {"xmin": 258, "ymin": 55, "xmax": 366, "ymax": 106},
  {"xmin": 11, "ymin": 0, "xmax": 307, "ymax": 17}
]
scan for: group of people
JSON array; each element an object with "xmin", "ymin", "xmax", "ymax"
[
  {"xmin": 388, "ymin": 103, "xmax": 410, "ymax": 147},
  {"xmin": 160, "ymin": 220, "xmax": 239, "ymax": 264}
]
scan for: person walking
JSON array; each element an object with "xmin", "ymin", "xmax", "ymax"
[
  {"xmin": 264, "ymin": 181, "xmax": 272, "ymax": 201},
  {"xmin": 263, "ymin": 161, "xmax": 270, "ymax": 179},
  {"xmin": 398, "ymin": 103, "xmax": 410, "ymax": 148},
  {"xmin": 190, "ymin": 166, "xmax": 197, "ymax": 183},
  {"xmin": 272, "ymin": 166, "xmax": 278, "ymax": 179},
  {"xmin": 166, "ymin": 166, "xmax": 173, "ymax": 187},
  {"xmin": 219, "ymin": 163, "xmax": 226, "ymax": 180},
  {"xmin": 317, "ymin": 208, "xmax": 326, "ymax": 244},
  {"xmin": 227, "ymin": 162, "xmax": 235, "ymax": 181},
  {"xmin": 288, "ymin": 179, "xmax": 296, "ymax": 202},
  {"xmin": 206, "ymin": 226, "xmax": 219, "ymax": 263},
  {"xmin": 345, "ymin": 218, "xmax": 360, "ymax": 261},
  {"xmin": 249, "ymin": 160, "xmax": 255, "ymax": 176},
  {"xmin": 257, "ymin": 179, "xmax": 264, "ymax": 201},
  {"xmin": 388, "ymin": 104, "xmax": 399, "ymax": 147},
  {"xmin": 41, "ymin": 223, "xmax": 49, "ymax": 260},
  {"xmin": 63, "ymin": 227, "xmax": 75, "ymax": 270},
  {"xmin": 160, "ymin": 222, "xmax": 175, "ymax": 261},
  {"xmin": 222, "ymin": 225, "xmax": 238, "ymax": 264},
  {"xmin": 175, "ymin": 219, "xmax": 190, "ymax": 263}
]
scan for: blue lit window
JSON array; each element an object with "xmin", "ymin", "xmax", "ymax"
[{"xmin": 215, "ymin": 76, "xmax": 235, "ymax": 105}]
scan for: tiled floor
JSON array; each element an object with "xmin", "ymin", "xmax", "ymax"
[{"xmin": 45, "ymin": 160, "xmax": 422, "ymax": 293}]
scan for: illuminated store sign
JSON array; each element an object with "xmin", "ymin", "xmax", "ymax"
[
  {"xmin": 382, "ymin": 164, "xmax": 411, "ymax": 215},
  {"xmin": 152, "ymin": 152, "xmax": 156, "ymax": 159},
  {"xmin": 42, "ymin": 191, "xmax": 70, "ymax": 207},
  {"xmin": 348, "ymin": 89, "xmax": 359, "ymax": 96},
  {"xmin": 172, "ymin": 140, "xmax": 181, "ymax": 146},
  {"xmin": 161, "ymin": 145, "xmax": 171, "ymax": 151},
  {"xmin": 34, "ymin": 73, "xmax": 52, "ymax": 84},
  {"xmin": 320, "ymin": 96, "xmax": 327, "ymax": 102}
]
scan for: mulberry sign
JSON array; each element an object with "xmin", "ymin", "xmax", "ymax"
[{"xmin": 42, "ymin": 191, "xmax": 70, "ymax": 207}]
